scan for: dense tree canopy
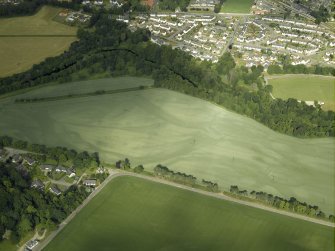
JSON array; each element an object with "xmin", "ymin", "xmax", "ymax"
[
  {"xmin": 0, "ymin": 162, "xmax": 89, "ymax": 242},
  {"xmin": 158, "ymin": 0, "xmax": 190, "ymax": 11}
]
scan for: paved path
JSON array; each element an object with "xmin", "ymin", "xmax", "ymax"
[{"xmin": 34, "ymin": 170, "xmax": 334, "ymax": 251}]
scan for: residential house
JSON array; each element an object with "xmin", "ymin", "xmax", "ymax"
[
  {"xmin": 12, "ymin": 154, "xmax": 22, "ymax": 163},
  {"xmin": 66, "ymin": 168, "xmax": 76, "ymax": 178},
  {"xmin": 55, "ymin": 165, "xmax": 67, "ymax": 173},
  {"xmin": 26, "ymin": 239, "xmax": 39, "ymax": 251},
  {"xmin": 83, "ymin": 179, "xmax": 97, "ymax": 187},
  {"xmin": 49, "ymin": 185, "xmax": 62, "ymax": 196},
  {"xmin": 0, "ymin": 149, "xmax": 6, "ymax": 161},
  {"xmin": 31, "ymin": 179, "xmax": 45, "ymax": 190},
  {"xmin": 40, "ymin": 164, "xmax": 54, "ymax": 172},
  {"xmin": 15, "ymin": 164, "xmax": 28, "ymax": 177},
  {"xmin": 24, "ymin": 157, "xmax": 36, "ymax": 166}
]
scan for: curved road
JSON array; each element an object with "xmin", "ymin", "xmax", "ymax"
[{"xmin": 35, "ymin": 170, "xmax": 334, "ymax": 251}]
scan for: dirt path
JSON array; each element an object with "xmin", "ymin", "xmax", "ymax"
[
  {"xmin": 34, "ymin": 170, "xmax": 334, "ymax": 251},
  {"xmin": 263, "ymin": 76, "xmax": 275, "ymax": 99}
]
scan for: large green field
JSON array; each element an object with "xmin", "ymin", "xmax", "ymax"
[
  {"xmin": 268, "ymin": 75, "xmax": 335, "ymax": 111},
  {"xmin": 43, "ymin": 176, "xmax": 334, "ymax": 251},
  {"xmin": 0, "ymin": 77, "xmax": 334, "ymax": 214},
  {"xmin": 220, "ymin": 0, "xmax": 254, "ymax": 13},
  {"xmin": 0, "ymin": 6, "xmax": 77, "ymax": 77}
]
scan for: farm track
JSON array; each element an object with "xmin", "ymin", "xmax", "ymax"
[
  {"xmin": 14, "ymin": 86, "xmax": 154, "ymax": 104},
  {"xmin": 35, "ymin": 170, "xmax": 334, "ymax": 251}
]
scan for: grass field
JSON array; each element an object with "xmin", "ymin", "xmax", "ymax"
[
  {"xmin": 0, "ymin": 77, "xmax": 334, "ymax": 214},
  {"xmin": 43, "ymin": 176, "xmax": 334, "ymax": 251},
  {"xmin": 220, "ymin": 0, "xmax": 254, "ymax": 13},
  {"xmin": 268, "ymin": 75, "xmax": 335, "ymax": 111},
  {"xmin": 0, "ymin": 6, "xmax": 77, "ymax": 77}
]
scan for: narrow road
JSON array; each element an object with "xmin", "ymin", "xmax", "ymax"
[
  {"xmin": 34, "ymin": 170, "xmax": 334, "ymax": 251},
  {"xmin": 35, "ymin": 170, "xmax": 123, "ymax": 251},
  {"xmin": 47, "ymin": 179, "xmax": 75, "ymax": 187}
]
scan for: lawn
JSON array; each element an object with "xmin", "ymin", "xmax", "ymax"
[
  {"xmin": 43, "ymin": 176, "xmax": 334, "ymax": 251},
  {"xmin": 268, "ymin": 75, "xmax": 335, "ymax": 111},
  {"xmin": 0, "ymin": 6, "xmax": 77, "ymax": 77},
  {"xmin": 0, "ymin": 240, "xmax": 16, "ymax": 251},
  {"xmin": 0, "ymin": 77, "xmax": 334, "ymax": 214},
  {"xmin": 220, "ymin": 0, "xmax": 254, "ymax": 13}
]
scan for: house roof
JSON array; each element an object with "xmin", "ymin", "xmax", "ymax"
[
  {"xmin": 0, "ymin": 149, "xmax": 6, "ymax": 158},
  {"xmin": 12, "ymin": 154, "xmax": 22, "ymax": 162},
  {"xmin": 83, "ymin": 179, "xmax": 97, "ymax": 186},
  {"xmin": 66, "ymin": 168, "xmax": 75, "ymax": 175},
  {"xmin": 40, "ymin": 164, "xmax": 55, "ymax": 170},
  {"xmin": 56, "ymin": 165, "xmax": 67, "ymax": 172},
  {"xmin": 31, "ymin": 179, "xmax": 45, "ymax": 189},
  {"xmin": 15, "ymin": 164, "xmax": 29, "ymax": 177},
  {"xmin": 49, "ymin": 185, "xmax": 61, "ymax": 195},
  {"xmin": 24, "ymin": 157, "xmax": 36, "ymax": 165}
]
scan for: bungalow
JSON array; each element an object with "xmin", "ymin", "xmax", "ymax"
[
  {"xmin": 83, "ymin": 179, "xmax": 97, "ymax": 187},
  {"xmin": 31, "ymin": 179, "xmax": 45, "ymax": 190},
  {"xmin": 49, "ymin": 185, "xmax": 62, "ymax": 196}
]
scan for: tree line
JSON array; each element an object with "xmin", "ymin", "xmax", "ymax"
[
  {"xmin": 158, "ymin": 0, "xmax": 190, "ymax": 11},
  {"xmin": 267, "ymin": 64, "xmax": 335, "ymax": 76},
  {"xmin": 0, "ymin": 11, "xmax": 333, "ymax": 137},
  {"xmin": 0, "ymin": 135, "xmax": 99, "ymax": 169},
  {"xmin": 154, "ymin": 164, "xmax": 197, "ymax": 185},
  {"xmin": 230, "ymin": 185, "xmax": 334, "ymax": 222}
]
